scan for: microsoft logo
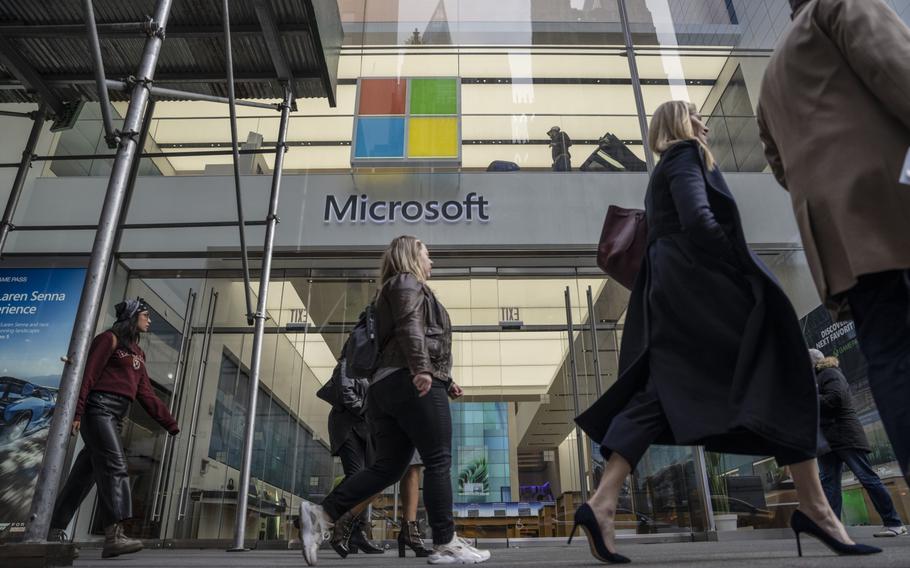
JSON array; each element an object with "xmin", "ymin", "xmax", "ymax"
[{"xmin": 351, "ymin": 77, "xmax": 461, "ymax": 168}]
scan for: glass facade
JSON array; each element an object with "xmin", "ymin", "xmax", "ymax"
[{"xmin": 3, "ymin": 0, "xmax": 910, "ymax": 546}]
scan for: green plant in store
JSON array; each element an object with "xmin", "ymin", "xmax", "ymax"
[
  {"xmin": 705, "ymin": 451, "xmax": 730, "ymax": 514},
  {"xmin": 457, "ymin": 457, "xmax": 490, "ymax": 496}
]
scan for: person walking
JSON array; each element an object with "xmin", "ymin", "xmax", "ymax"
[
  {"xmin": 297, "ymin": 236, "xmax": 489, "ymax": 566},
  {"xmin": 48, "ymin": 298, "xmax": 179, "ymax": 558},
  {"xmin": 573, "ymin": 101, "xmax": 881, "ymax": 563},
  {"xmin": 324, "ymin": 358, "xmax": 384, "ymax": 556},
  {"xmin": 810, "ymin": 349, "xmax": 908, "ymax": 537},
  {"xmin": 756, "ymin": 0, "xmax": 910, "ymax": 484}
]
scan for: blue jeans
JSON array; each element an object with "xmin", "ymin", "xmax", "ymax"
[
  {"xmin": 818, "ymin": 449, "xmax": 903, "ymax": 527},
  {"xmin": 846, "ymin": 269, "xmax": 910, "ymax": 483}
]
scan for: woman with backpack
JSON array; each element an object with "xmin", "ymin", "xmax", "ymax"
[{"xmin": 299, "ymin": 235, "xmax": 490, "ymax": 566}]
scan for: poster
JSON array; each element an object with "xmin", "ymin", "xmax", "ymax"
[{"xmin": 0, "ymin": 267, "xmax": 85, "ymax": 532}]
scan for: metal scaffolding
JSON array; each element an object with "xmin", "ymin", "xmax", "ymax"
[{"xmin": 0, "ymin": 0, "xmax": 341, "ymax": 552}]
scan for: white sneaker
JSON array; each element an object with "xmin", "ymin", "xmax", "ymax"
[
  {"xmin": 874, "ymin": 525, "xmax": 908, "ymax": 537},
  {"xmin": 299, "ymin": 501, "xmax": 332, "ymax": 566},
  {"xmin": 428, "ymin": 534, "xmax": 491, "ymax": 564}
]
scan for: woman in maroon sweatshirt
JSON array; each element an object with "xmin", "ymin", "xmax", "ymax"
[{"xmin": 48, "ymin": 298, "xmax": 179, "ymax": 558}]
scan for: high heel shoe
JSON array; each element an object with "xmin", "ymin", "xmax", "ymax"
[
  {"xmin": 567, "ymin": 503, "xmax": 631, "ymax": 564},
  {"xmin": 397, "ymin": 519, "xmax": 430, "ymax": 558},
  {"xmin": 790, "ymin": 510, "xmax": 882, "ymax": 557}
]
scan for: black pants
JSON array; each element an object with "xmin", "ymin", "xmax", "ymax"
[
  {"xmin": 322, "ymin": 370, "xmax": 454, "ymax": 545},
  {"xmin": 602, "ymin": 380, "xmax": 809, "ymax": 467},
  {"xmin": 846, "ymin": 270, "xmax": 910, "ymax": 483},
  {"xmin": 818, "ymin": 449, "xmax": 903, "ymax": 527},
  {"xmin": 336, "ymin": 426, "xmax": 374, "ymax": 525},
  {"xmin": 51, "ymin": 391, "xmax": 132, "ymax": 530}
]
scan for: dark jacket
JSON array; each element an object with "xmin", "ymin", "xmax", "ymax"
[
  {"xmin": 75, "ymin": 331, "xmax": 178, "ymax": 434},
  {"xmin": 576, "ymin": 141, "xmax": 818, "ymax": 460},
  {"xmin": 375, "ymin": 273, "xmax": 453, "ymax": 382},
  {"xmin": 327, "ymin": 358, "xmax": 371, "ymax": 456},
  {"xmin": 816, "ymin": 359, "xmax": 870, "ymax": 453}
]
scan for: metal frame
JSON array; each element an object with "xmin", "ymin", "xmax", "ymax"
[
  {"xmin": 252, "ymin": 0, "xmax": 299, "ymax": 106},
  {"xmin": 22, "ymin": 0, "xmax": 175, "ymax": 542},
  {"xmin": 83, "ymin": 0, "xmax": 118, "ymax": 148},
  {"xmin": 585, "ymin": 286, "xmax": 605, "ymax": 399},
  {"xmin": 223, "ymin": 0, "xmax": 255, "ymax": 325},
  {"xmin": 564, "ymin": 287, "xmax": 589, "ymax": 502},
  {"xmin": 0, "ymin": 104, "xmax": 47, "ymax": 257},
  {"xmin": 617, "ymin": 0, "xmax": 654, "ymax": 172},
  {"xmin": 230, "ymin": 84, "xmax": 293, "ymax": 552},
  {"xmin": 151, "ymin": 289, "xmax": 197, "ymax": 523}
]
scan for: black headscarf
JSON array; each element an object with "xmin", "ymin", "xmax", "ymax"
[{"xmin": 115, "ymin": 297, "xmax": 150, "ymax": 322}]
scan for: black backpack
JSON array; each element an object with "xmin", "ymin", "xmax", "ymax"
[{"xmin": 344, "ymin": 303, "xmax": 383, "ymax": 379}]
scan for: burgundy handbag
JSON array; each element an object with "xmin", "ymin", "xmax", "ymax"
[{"xmin": 596, "ymin": 205, "xmax": 648, "ymax": 290}]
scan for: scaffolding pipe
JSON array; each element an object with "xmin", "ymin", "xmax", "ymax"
[
  {"xmin": 105, "ymin": 79, "xmax": 280, "ymax": 110},
  {"xmin": 565, "ymin": 287, "xmax": 589, "ymax": 502},
  {"xmin": 0, "ymin": 147, "xmax": 275, "ymax": 168},
  {"xmin": 230, "ymin": 86, "xmax": 293, "ymax": 552},
  {"xmin": 586, "ymin": 286, "xmax": 604, "ymax": 399},
  {"xmin": 0, "ymin": 109, "xmax": 35, "ymax": 118},
  {"xmin": 0, "ymin": 104, "xmax": 46, "ymax": 257},
  {"xmin": 176, "ymin": 289, "xmax": 218, "ymax": 523},
  {"xmin": 112, "ymin": 98, "xmax": 156, "ymax": 255},
  {"xmin": 617, "ymin": 0, "xmax": 654, "ymax": 172},
  {"xmin": 22, "ymin": 0, "xmax": 173, "ymax": 543},
  {"xmin": 223, "ymin": 0, "xmax": 255, "ymax": 325},
  {"xmin": 83, "ymin": 0, "xmax": 118, "ymax": 147}
]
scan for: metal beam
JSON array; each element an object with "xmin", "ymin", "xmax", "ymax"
[
  {"xmin": 0, "ymin": 37, "xmax": 65, "ymax": 117},
  {"xmin": 0, "ymin": 22, "xmax": 310, "ymax": 39},
  {"xmin": 618, "ymin": 0, "xmax": 654, "ymax": 172},
  {"xmin": 105, "ymin": 79, "xmax": 281, "ymax": 109},
  {"xmin": 230, "ymin": 86, "xmax": 293, "ymax": 552},
  {"xmin": 22, "ymin": 0, "xmax": 174, "ymax": 543},
  {"xmin": 84, "ymin": 0, "xmax": 118, "ymax": 148},
  {"xmin": 0, "ymin": 104, "xmax": 46, "ymax": 257},
  {"xmin": 252, "ymin": 0, "xmax": 299, "ymax": 105},
  {"xmin": 223, "ymin": 0, "xmax": 255, "ymax": 325},
  {"xmin": 0, "ymin": 70, "xmax": 320, "ymax": 88}
]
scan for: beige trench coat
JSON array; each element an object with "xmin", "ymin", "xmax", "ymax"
[{"xmin": 756, "ymin": 0, "xmax": 910, "ymax": 319}]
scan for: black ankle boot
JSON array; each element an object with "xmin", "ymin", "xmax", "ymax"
[
  {"xmin": 349, "ymin": 519, "xmax": 384, "ymax": 554},
  {"xmin": 397, "ymin": 519, "xmax": 430, "ymax": 558},
  {"xmin": 330, "ymin": 511, "xmax": 355, "ymax": 558}
]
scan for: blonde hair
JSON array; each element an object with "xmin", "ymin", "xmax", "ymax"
[
  {"xmin": 380, "ymin": 235, "xmax": 428, "ymax": 286},
  {"xmin": 815, "ymin": 356, "xmax": 840, "ymax": 370},
  {"xmin": 649, "ymin": 100, "xmax": 716, "ymax": 171}
]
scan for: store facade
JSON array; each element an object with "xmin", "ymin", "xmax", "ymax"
[{"xmin": 2, "ymin": 0, "xmax": 909, "ymax": 545}]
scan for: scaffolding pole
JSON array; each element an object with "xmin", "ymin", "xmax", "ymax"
[
  {"xmin": 105, "ymin": 79, "xmax": 280, "ymax": 110},
  {"xmin": 83, "ymin": 0, "xmax": 118, "ymax": 147},
  {"xmin": 230, "ymin": 85, "xmax": 293, "ymax": 552},
  {"xmin": 0, "ymin": 104, "xmax": 46, "ymax": 257},
  {"xmin": 223, "ymin": 0, "xmax": 255, "ymax": 325},
  {"xmin": 22, "ymin": 0, "xmax": 173, "ymax": 543}
]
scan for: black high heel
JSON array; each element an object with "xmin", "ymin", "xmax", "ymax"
[
  {"xmin": 568, "ymin": 503, "xmax": 631, "ymax": 564},
  {"xmin": 790, "ymin": 510, "xmax": 882, "ymax": 557}
]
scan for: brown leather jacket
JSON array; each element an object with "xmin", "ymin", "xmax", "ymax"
[{"xmin": 375, "ymin": 273, "xmax": 453, "ymax": 381}]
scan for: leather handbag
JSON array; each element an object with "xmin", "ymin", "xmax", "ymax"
[{"xmin": 596, "ymin": 205, "xmax": 648, "ymax": 290}]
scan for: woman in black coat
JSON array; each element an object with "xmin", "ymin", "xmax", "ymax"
[{"xmin": 572, "ymin": 101, "xmax": 880, "ymax": 562}]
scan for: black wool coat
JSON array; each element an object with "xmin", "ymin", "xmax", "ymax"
[
  {"xmin": 816, "ymin": 365, "xmax": 870, "ymax": 453},
  {"xmin": 327, "ymin": 359, "xmax": 371, "ymax": 456},
  {"xmin": 576, "ymin": 140, "xmax": 818, "ymax": 461}
]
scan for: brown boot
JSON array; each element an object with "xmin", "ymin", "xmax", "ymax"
[{"xmin": 102, "ymin": 523, "xmax": 143, "ymax": 558}]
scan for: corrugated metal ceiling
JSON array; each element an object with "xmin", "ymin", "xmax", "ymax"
[{"xmin": 0, "ymin": 0, "xmax": 340, "ymax": 105}]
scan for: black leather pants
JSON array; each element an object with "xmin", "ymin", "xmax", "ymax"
[{"xmin": 51, "ymin": 391, "xmax": 132, "ymax": 529}]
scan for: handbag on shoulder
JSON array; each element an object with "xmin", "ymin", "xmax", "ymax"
[{"xmin": 596, "ymin": 205, "xmax": 648, "ymax": 290}]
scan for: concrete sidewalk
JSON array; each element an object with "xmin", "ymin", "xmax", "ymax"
[{"xmin": 71, "ymin": 535, "xmax": 910, "ymax": 568}]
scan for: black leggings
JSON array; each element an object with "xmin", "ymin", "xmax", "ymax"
[
  {"xmin": 51, "ymin": 391, "xmax": 132, "ymax": 530},
  {"xmin": 321, "ymin": 370, "xmax": 454, "ymax": 545}
]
